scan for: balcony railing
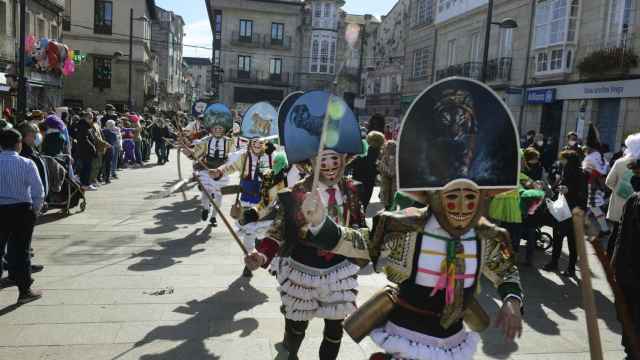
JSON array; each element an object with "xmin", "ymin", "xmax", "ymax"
[
  {"xmin": 227, "ymin": 69, "xmax": 291, "ymax": 86},
  {"xmin": 263, "ymin": 35, "xmax": 292, "ymax": 50},
  {"xmin": 435, "ymin": 57, "xmax": 512, "ymax": 82},
  {"xmin": 231, "ymin": 31, "xmax": 262, "ymax": 47}
]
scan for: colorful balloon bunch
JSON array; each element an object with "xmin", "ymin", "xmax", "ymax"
[{"xmin": 24, "ymin": 35, "xmax": 75, "ymax": 77}]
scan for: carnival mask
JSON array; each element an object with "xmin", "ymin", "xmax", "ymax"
[
  {"xmin": 318, "ymin": 150, "xmax": 345, "ymax": 186},
  {"xmin": 428, "ymin": 179, "xmax": 483, "ymax": 237},
  {"xmin": 249, "ymin": 139, "xmax": 265, "ymax": 155},
  {"xmin": 212, "ymin": 125, "xmax": 225, "ymax": 138}
]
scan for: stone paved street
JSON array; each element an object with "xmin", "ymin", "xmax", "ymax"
[{"xmin": 0, "ymin": 154, "xmax": 627, "ymax": 360}]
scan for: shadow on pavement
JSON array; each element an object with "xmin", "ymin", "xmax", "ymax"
[
  {"xmin": 121, "ymin": 277, "xmax": 268, "ymax": 360},
  {"xmin": 143, "ymin": 197, "xmax": 201, "ymax": 235},
  {"xmin": 128, "ymin": 227, "xmax": 212, "ymax": 272}
]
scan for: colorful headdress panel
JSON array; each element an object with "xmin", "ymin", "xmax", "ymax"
[
  {"xmin": 241, "ymin": 102, "xmax": 278, "ymax": 140},
  {"xmin": 278, "ymin": 91, "xmax": 304, "ymax": 146},
  {"xmin": 397, "ymin": 77, "xmax": 520, "ymax": 191},
  {"xmin": 203, "ymin": 103, "xmax": 233, "ymax": 132},
  {"xmin": 284, "ymin": 90, "xmax": 362, "ymax": 164}
]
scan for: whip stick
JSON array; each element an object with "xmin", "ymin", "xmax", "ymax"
[
  {"xmin": 572, "ymin": 208, "xmax": 604, "ymax": 360},
  {"xmin": 194, "ymin": 176, "xmax": 248, "ymax": 255}
]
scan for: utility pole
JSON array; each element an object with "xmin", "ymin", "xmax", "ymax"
[
  {"xmin": 128, "ymin": 8, "xmax": 134, "ymax": 112},
  {"xmin": 17, "ymin": 0, "xmax": 27, "ymax": 122}
]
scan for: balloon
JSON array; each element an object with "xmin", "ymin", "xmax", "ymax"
[
  {"xmin": 25, "ymin": 35, "xmax": 36, "ymax": 54},
  {"xmin": 62, "ymin": 58, "xmax": 75, "ymax": 76}
]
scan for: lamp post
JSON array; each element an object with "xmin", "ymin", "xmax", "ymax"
[
  {"xmin": 127, "ymin": 9, "xmax": 150, "ymax": 112},
  {"xmin": 480, "ymin": 0, "xmax": 518, "ymax": 82},
  {"xmin": 17, "ymin": 0, "xmax": 27, "ymax": 122}
]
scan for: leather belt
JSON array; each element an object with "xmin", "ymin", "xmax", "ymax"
[{"xmin": 395, "ymin": 297, "xmax": 441, "ymax": 318}]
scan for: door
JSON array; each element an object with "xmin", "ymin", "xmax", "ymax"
[
  {"xmin": 540, "ymin": 100, "xmax": 563, "ymax": 158},
  {"xmin": 596, "ymin": 99, "xmax": 621, "ymax": 149}
]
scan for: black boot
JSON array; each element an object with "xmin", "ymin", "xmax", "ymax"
[
  {"xmin": 242, "ymin": 266, "xmax": 253, "ymax": 278},
  {"xmin": 284, "ymin": 331, "xmax": 305, "ymax": 360},
  {"xmin": 319, "ymin": 337, "xmax": 342, "ymax": 360},
  {"xmin": 210, "ymin": 216, "xmax": 218, "ymax": 227},
  {"xmin": 201, "ymin": 209, "xmax": 209, "ymax": 221},
  {"xmin": 543, "ymin": 261, "xmax": 558, "ymax": 271}
]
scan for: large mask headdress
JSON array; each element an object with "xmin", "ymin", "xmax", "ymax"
[
  {"xmin": 241, "ymin": 102, "xmax": 278, "ymax": 141},
  {"xmin": 203, "ymin": 103, "xmax": 233, "ymax": 134},
  {"xmin": 397, "ymin": 77, "xmax": 520, "ymax": 235}
]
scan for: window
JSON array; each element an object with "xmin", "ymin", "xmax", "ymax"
[
  {"xmin": 446, "ymin": 39, "xmax": 456, "ymax": 66},
  {"xmin": 314, "ymin": 3, "xmax": 322, "ymax": 18},
  {"xmin": 214, "ymin": 12, "xmax": 222, "ymax": 40},
  {"xmin": 534, "ymin": 0, "xmax": 578, "ymax": 48},
  {"xmin": 239, "ymin": 19, "xmax": 253, "ymax": 41},
  {"xmin": 270, "ymin": 58, "xmax": 283, "ymax": 80},
  {"xmin": 324, "ymin": 3, "xmax": 331, "ymax": 17},
  {"xmin": 416, "ymin": 0, "xmax": 434, "ymax": 26},
  {"xmin": 94, "ymin": 0, "xmax": 113, "ymax": 34},
  {"xmin": 470, "ymin": 32, "xmax": 481, "ymax": 61},
  {"xmin": 498, "ymin": 28, "xmax": 513, "ymax": 57},
  {"xmin": 214, "ymin": 49, "xmax": 221, "ymax": 65},
  {"xmin": 413, "ymin": 47, "xmax": 430, "ymax": 79},
  {"xmin": 329, "ymin": 41, "xmax": 336, "ymax": 73},
  {"xmin": 550, "ymin": 49, "xmax": 563, "ymax": 70},
  {"xmin": 311, "ymin": 40, "xmax": 319, "ymax": 72},
  {"xmin": 37, "ymin": 17, "xmax": 45, "ymax": 38},
  {"xmin": 607, "ymin": 0, "xmax": 634, "ymax": 47},
  {"xmin": 536, "ymin": 52, "xmax": 548, "ymax": 72},
  {"xmin": 50, "ymin": 23, "xmax": 58, "ymax": 40},
  {"xmin": 319, "ymin": 40, "xmax": 329, "ymax": 73},
  {"xmin": 238, "ymin": 55, "xmax": 251, "ymax": 78},
  {"xmin": 271, "ymin": 23, "xmax": 284, "ymax": 44},
  {"xmin": 93, "ymin": 56, "xmax": 112, "ymax": 88},
  {"xmin": 0, "ymin": 2, "xmax": 6, "ymax": 35}
]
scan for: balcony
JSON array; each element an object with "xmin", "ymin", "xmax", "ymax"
[
  {"xmin": 435, "ymin": 57, "xmax": 512, "ymax": 83},
  {"xmin": 0, "ymin": 36, "xmax": 15, "ymax": 63},
  {"xmin": 227, "ymin": 69, "xmax": 291, "ymax": 86},
  {"xmin": 263, "ymin": 35, "xmax": 292, "ymax": 50},
  {"xmin": 231, "ymin": 31, "xmax": 262, "ymax": 48},
  {"xmin": 576, "ymin": 35, "xmax": 639, "ymax": 79}
]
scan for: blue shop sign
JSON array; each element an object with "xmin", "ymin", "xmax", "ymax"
[{"xmin": 527, "ymin": 88, "xmax": 556, "ymax": 104}]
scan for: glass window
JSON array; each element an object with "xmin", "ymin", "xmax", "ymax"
[
  {"xmin": 536, "ymin": 52, "xmax": 548, "ymax": 72},
  {"xmin": 270, "ymin": 58, "xmax": 282, "ymax": 74},
  {"xmin": 320, "ymin": 40, "xmax": 329, "ymax": 73},
  {"xmin": 499, "ymin": 28, "xmax": 513, "ymax": 57},
  {"xmin": 314, "ymin": 3, "xmax": 322, "ymax": 18},
  {"xmin": 416, "ymin": 0, "xmax": 434, "ymax": 26},
  {"xmin": 566, "ymin": 49, "xmax": 573, "ymax": 69},
  {"xmin": 324, "ymin": 3, "xmax": 331, "ymax": 17},
  {"xmin": 239, "ymin": 19, "xmax": 253, "ymax": 40},
  {"xmin": 413, "ymin": 47, "xmax": 430, "ymax": 78},
  {"xmin": 535, "ymin": 0, "xmax": 577, "ymax": 48},
  {"xmin": 94, "ymin": 0, "xmax": 113, "ymax": 35},
  {"xmin": 311, "ymin": 40, "xmax": 319, "ymax": 72},
  {"xmin": 93, "ymin": 56, "xmax": 112, "ymax": 88},
  {"xmin": 238, "ymin": 55, "xmax": 251, "ymax": 72},
  {"xmin": 446, "ymin": 39, "xmax": 456, "ymax": 66},
  {"xmin": 608, "ymin": 0, "xmax": 634, "ymax": 47},
  {"xmin": 329, "ymin": 40, "xmax": 336, "ymax": 73},
  {"xmin": 215, "ymin": 14, "xmax": 222, "ymax": 32},
  {"xmin": 550, "ymin": 49, "xmax": 563, "ymax": 70},
  {"xmin": 50, "ymin": 24, "xmax": 58, "ymax": 39},
  {"xmin": 271, "ymin": 23, "xmax": 284, "ymax": 43},
  {"xmin": 470, "ymin": 32, "xmax": 481, "ymax": 61},
  {"xmin": 37, "ymin": 18, "xmax": 45, "ymax": 38},
  {"xmin": 214, "ymin": 49, "xmax": 221, "ymax": 65}
]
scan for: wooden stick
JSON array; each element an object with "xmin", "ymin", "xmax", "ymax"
[
  {"xmin": 572, "ymin": 208, "xmax": 604, "ymax": 360},
  {"xmin": 311, "ymin": 95, "xmax": 333, "ymax": 192},
  {"xmin": 194, "ymin": 176, "xmax": 248, "ymax": 255},
  {"xmin": 175, "ymin": 146, "xmax": 187, "ymax": 201}
]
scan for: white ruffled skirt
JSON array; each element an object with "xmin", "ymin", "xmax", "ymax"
[
  {"xmin": 237, "ymin": 219, "xmax": 273, "ymax": 252},
  {"xmin": 271, "ymin": 257, "xmax": 359, "ymax": 322},
  {"xmin": 370, "ymin": 322, "xmax": 480, "ymax": 360}
]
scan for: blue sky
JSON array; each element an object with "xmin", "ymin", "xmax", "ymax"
[{"xmin": 155, "ymin": 0, "xmax": 396, "ymax": 57}]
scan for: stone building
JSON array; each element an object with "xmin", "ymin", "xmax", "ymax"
[
  {"xmin": 0, "ymin": 0, "xmax": 16, "ymax": 110},
  {"xmin": 183, "ymin": 56, "xmax": 213, "ymax": 101},
  {"xmin": 523, "ymin": 0, "xmax": 640, "ymax": 153},
  {"xmin": 361, "ymin": 0, "xmax": 408, "ymax": 125},
  {"xmin": 62, "ymin": 0, "xmax": 156, "ymax": 111},
  {"xmin": 151, "ymin": 5, "xmax": 185, "ymax": 111},
  {"xmin": 205, "ymin": 0, "xmax": 303, "ymax": 113}
]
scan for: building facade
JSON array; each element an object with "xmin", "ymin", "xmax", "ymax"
[
  {"xmin": 206, "ymin": 0, "xmax": 304, "ymax": 114},
  {"xmin": 183, "ymin": 56, "xmax": 213, "ymax": 101},
  {"xmin": 151, "ymin": 5, "xmax": 184, "ymax": 111},
  {"xmin": 62, "ymin": 0, "xmax": 156, "ymax": 111},
  {"xmin": 0, "ymin": 0, "xmax": 16, "ymax": 111},
  {"xmin": 523, "ymin": 0, "xmax": 640, "ymax": 153}
]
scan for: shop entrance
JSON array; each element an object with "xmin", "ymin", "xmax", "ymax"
[
  {"xmin": 540, "ymin": 100, "xmax": 563, "ymax": 161},
  {"xmin": 596, "ymin": 99, "xmax": 621, "ymax": 150}
]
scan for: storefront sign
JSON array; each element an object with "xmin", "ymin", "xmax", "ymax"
[
  {"xmin": 530, "ymin": 79, "xmax": 640, "ymax": 100},
  {"xmin": 527, "ymin": 89, "xmax": 556, "ymax": 104}
]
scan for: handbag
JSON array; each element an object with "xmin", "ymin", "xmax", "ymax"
[
  {"xmin": 546, "ymin": 193, "xmax": 572, "ymax": 222},
  {"xmin": 230, "ymin": 153, "xmax": 249, "ymax": 220}
]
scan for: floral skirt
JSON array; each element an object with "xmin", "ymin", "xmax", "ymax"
[{"xmin": 271, "ymin": 257, "xmax": 359, "ymax": 322}]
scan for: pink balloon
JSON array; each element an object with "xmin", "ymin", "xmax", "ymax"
[
  {"xmin": 25, "ymin": 35, "xmax": 36, "ymax": 54},
  {"xmin": 62, "ymin": 58, "xmax": 75, "ymax": 76}
]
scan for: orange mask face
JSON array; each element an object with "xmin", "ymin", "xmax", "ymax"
[
  {"xmin": 212, "ymin": 126, "xmax": 225, "ymax": 138},
  {"xmin": 318, "ymin": 150, "xmax": 345, "ymax": 186},
  {"xmin": 439, "ymin": 179, "xmax": 481, "ymax": 231},
  {"xmin": 249, "ymin": 139, "xmax": 265, "ymax": 155}
]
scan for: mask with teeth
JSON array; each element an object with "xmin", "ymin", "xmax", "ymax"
[
  {"xmin": 212, "ymin": 126, "xmax": 225, "ymax": 138},
  {"xmin": 429, "ymin": 179, "xmax": 483, "ymax": 237},
  {"xmin": 318, "ymin": 149, "xmax": 346, "ymax": 186},
  {"xmin": 249, "ymin": 139, "xmax": 265, "ymax": 156}
]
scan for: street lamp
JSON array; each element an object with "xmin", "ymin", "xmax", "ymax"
[
  {"xmin": 481, "ymin": 0, "xmax": 518, "ymax": 82},
  {"xmin": 127, "ymin": 8, "xmax": 150, "ymax": 112}
]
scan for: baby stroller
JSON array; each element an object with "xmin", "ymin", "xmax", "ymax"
[
  {"xmin": 521, "ymin": 181, "xmax": 555, "ymax": 252},
  {"xmin": 44, "ymin": 155, "xmax": 87, "ymax": 215}
]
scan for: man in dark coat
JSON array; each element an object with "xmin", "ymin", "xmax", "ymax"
[
  {"xmin": 74, "ymin": 112, "xmax": 98, "ymax": 189},
  {"xmin": 612, "ymin": 160, "xmax": 640, "ymax": 360}
]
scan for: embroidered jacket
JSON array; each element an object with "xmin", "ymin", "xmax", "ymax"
[
  {"xmin": 310, "ymin": 206, "xmax": 523, "ymax": 327},
  {"xmin": 191, "ymin": 135, "xmax": 235, "ymax": 162},
  {"xmin": 256, "ymin": 176, "xmax": 367, "ymax": 268}
]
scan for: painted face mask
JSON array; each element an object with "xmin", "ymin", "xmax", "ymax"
[
  {"xmin": 212, "ymin": 126, "xmax": 225, "ymax": 138},
  {"xmin": 436, "ymin": 179, "xmax": 481, "ymax": 235},
  {"xmin": 249, "ymin": 139, "xmax": 265, "ymax": 155},
  {"xmin": 318, "ymin": 149, "xmax": 345, "ymax": 186}
]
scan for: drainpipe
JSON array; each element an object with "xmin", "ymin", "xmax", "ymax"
[
  {"xmin": 518, "ymin": 0, "xmax": 537, "ymax": 133},
  {"xmin": 356, "ymin": 21, "xmax": 366, "ymax": 120}
]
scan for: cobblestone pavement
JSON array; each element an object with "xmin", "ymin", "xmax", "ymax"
[{"xmin": 0, "ymin": 155, "xmax": 626, "ymax": 359}]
